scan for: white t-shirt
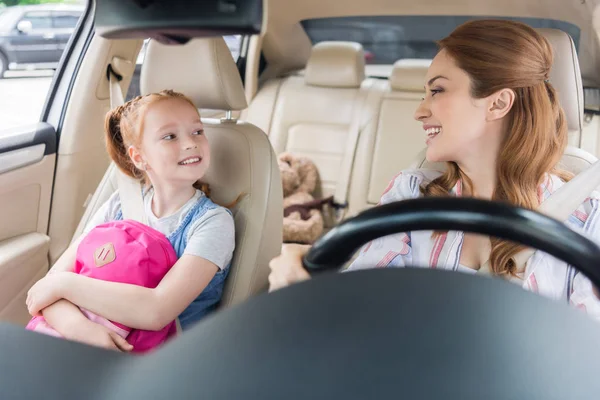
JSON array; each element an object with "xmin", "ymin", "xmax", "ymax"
[{"xmin": 84, "ymin": 189, "xmax": 235, "ymax": 270}]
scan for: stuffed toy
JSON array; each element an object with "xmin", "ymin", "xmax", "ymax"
[{"xmin": 278, "ymin": 152, "xmax": 330, "ymax": 244}]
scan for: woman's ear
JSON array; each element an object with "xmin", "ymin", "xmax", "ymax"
[{"xmin": 487, "ymin": 88, "xmax": 515, "ymax": 121}]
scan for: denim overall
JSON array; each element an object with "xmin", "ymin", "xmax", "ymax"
[{"xmin": 116, "ymin": 195, "xmax": 232, "ymax": 330}]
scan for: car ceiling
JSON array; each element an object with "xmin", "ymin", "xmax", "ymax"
[{"xmin": 262, "ymin": 0, "xmax": 600, "ymax": 86}]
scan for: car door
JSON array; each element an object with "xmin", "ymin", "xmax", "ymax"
[
  {"xmin": 0, "ymin": 5, "xmax": 90, "ymax": 326},
  {"xmin": 10, "ymin": 10, "xmax": 58, "ymax": 64},
  {"xmin": 0, "ymin": 124, "xmax": 56, "ymax": 325},
  {"xmin": 51, "ymin": 10, "xmax": 82, "ymax": 61}
]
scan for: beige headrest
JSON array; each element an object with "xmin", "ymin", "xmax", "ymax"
[
  {"xmin": 304, "ymin": 41, "xmax": 365, "ymax": 88},
  {"xmin": 390, "ymin": 59, "xmax": 432, "ymax": 92},
  {"xmin": 537, "ymin": 28, "xmax": 583, "ymax": 133},
  {"xmin": 141, "ymin": 37, "xmax": 247, "ymax": 111}
]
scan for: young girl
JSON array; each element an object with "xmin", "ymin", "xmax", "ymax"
[
  {"xmin": 268, "ymin": 20, "xmax": 600, "ymax": 319},
  {"xmin": 25, "ymin": 89, "xmax": 235, "ymax": 351}
]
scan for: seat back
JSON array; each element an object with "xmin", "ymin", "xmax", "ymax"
[
  {"xmin": 74, "ymin": 37, "xmax": 283, "ymax": 308},
  {"xmin": 348, "ymin": 59, "xmax": 430, "ymax": 213},
  {"xmin": 245, "ymin": 41, "xmax": 385, "ymax": 198}
]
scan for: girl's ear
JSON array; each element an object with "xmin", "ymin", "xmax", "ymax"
[{"xmin": 128, "ymin": 145, "xmax": 146, "ymax": 170}]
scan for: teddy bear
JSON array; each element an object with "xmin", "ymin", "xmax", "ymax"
[{"xmin": 278, "ymin": 152, "xmax": 330, "ymax": 244}]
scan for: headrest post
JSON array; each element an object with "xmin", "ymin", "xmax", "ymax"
[{"xmin": 220, "ymin": 110, "xmax": 238, "ymax": 124}]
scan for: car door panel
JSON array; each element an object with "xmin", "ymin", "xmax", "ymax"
[
  {"xmin": 0, "ymin": 234, "xmax": 49, "ymax": 326},
  {"xmin": 0, "ymin": 123, "xmax": 56, "ymax": 326}
]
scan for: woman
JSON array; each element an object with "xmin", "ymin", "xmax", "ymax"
[{"xmin": 268, "ymin": 19, "xmax": 600, "ymax": 318}]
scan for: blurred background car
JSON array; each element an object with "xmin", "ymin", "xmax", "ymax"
[{"xmin": 0, "ymin": 3, "xmax": 83, "ymax": 78}]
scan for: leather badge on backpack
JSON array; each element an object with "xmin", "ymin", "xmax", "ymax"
[{"xmin": 94, "ymin": 243, "xmax": 116, "ymax": 267}]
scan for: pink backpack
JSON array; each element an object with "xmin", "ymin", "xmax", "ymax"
[{"xmin": 27, "ymin": 219, "xmax": 178, "ymax": 353}]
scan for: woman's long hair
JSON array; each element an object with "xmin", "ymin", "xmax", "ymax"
[{"xmin": 421, "ymin": 20, "xmax": 572, "ymax": 277}]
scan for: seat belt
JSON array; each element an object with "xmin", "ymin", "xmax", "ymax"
[
  {"xmin": 107, "ymin": 58, "xmax": 183, "ymax": 333},
  {"xmin": 478, "ymin": 159, "xmax": 600, "ymax": 275},
  {"xmin": 107, "ymin": 58, "xmax": 148, "ymax": 225},
  {"xmin": 331, "ymin": 80, "xmax": 373, "ymax": 222}
]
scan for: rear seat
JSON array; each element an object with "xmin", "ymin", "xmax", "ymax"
[
  {"xmin": 244, "ymin": 28, "xmax": 593, "ymax": 219},
  {"xmin": 245, "ymin": 41, "xmax": 386, "ymax": 199},
  {"xmin": 348, "ymin": 59, "xmax": 430, "ymax": 215}
]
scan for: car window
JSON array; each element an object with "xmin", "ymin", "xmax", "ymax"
[
  {"xmin": 0, "ymin": 7, "xmax": 84, "ymax": 133},
  {"xmin": 20, "ymin": 11, "xmax": 53, "ymax": 30},
  {"xmin": 301, "ymin": 16, "xmax": 581, "ymax": 65},
  {"xmin": 53, "ymin": 12, "xmax": 81, "ymax": 29}
]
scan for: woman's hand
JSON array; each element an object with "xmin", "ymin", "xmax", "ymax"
[
  {"xmin": 26, "ymin": 272, "xmax": 72, "ymax": 316},
  {"xmin": 268, "ymin": 244, "xmax": 311, "ymax": 291},
  {"xmin": 64, "ymin": 320, "xmax": 133, "ymax": 352}
]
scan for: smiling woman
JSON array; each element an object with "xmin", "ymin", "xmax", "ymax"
[
  {"xmin": 269, "ymin": 19, "xmax": 600, "ymax": 321},
  {"xmin": 418, "ymin": 20, "xmax": 572, "ymax": 276}
]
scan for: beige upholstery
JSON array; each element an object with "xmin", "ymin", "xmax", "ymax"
[
  {"xmin": 246, "ymin": 42, "xmax": 384, "ymax": 200},
  {"xmin": 0, "ymin": 154, "xmax": 55, "ymax": 325},
  {"xmin": 0, "ymin": 233, "xmax": 49, "ymax": 325},
  {"xmin": 348, "ymin": 61, "xmax": 429, "ymax": 213},
  {"xmin": 74, "ymin": 37, "xmax": 283, "ymax": 308},
  {"xmin": 247, "ymin": 43, "xmax": 384, "ymax": 200},
  {"xmin": 389, "ymin": 59, "xmax": 432, "ymax": 92},
  {"xmin": 305, "ymin": 41, "xmax": 366, "ymax": 88},
  {"xmin": 537, "ymin": 28, "xmax": 584, "ymax": 138},
  {"xmin": 557, "ymin": 146, "xmax": 598, "ymax": 174},
  {"xmin": 141, "ymin": 38, "xmax": 248, "ymax": 111}
]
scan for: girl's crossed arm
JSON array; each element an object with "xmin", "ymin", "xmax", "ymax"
[{"xmin": 28, "ymin": 254, "xmax": 219, "ymax": 331}]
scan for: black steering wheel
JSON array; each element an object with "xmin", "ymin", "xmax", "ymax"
[
  {"xmin": 1, "ymin": 198, "xmax": 600, "ymax": 400},
  {"xmin": 304, "ymin": 197, "xmax": 600, "ymax": 285}
]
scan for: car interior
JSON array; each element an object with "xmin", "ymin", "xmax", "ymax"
[
  {"xmin": 2, "ymin": 0, "xmax": 600, "ymax": 397},
  {"xmin": 1, "ymin": 0, "xmax": 600, "ymax": 326}
]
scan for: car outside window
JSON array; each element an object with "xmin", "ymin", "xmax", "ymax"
[
  {"xmin": 301, "ymin": 16, "xmax": 581, "ymax": 65},
  {"xmin": 20, "ymin": 11, "xmax": 53, "ymax": 30},
  {"xmin": 0, "ymin": 6, "xmax": 84, "ymax": 133},
  {"xmin": 53, "ymin": 12, "xmax": 81, "ymax": 29}
]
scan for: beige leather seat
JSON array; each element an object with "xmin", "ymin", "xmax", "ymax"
[
  {"xmin": 348, "ymin": 59, "xmax": 430, "ymax": 214},
  {"xmin": 405, "ymin": 28, "xmax": 596, "ymax": 178},
  {"xmin": 73, "ymin": 37, "xmax": 283, "ymax": 308},
  {"xmin": 245, "ymin": 41, "xmax": 386, "ymax": 199}
]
